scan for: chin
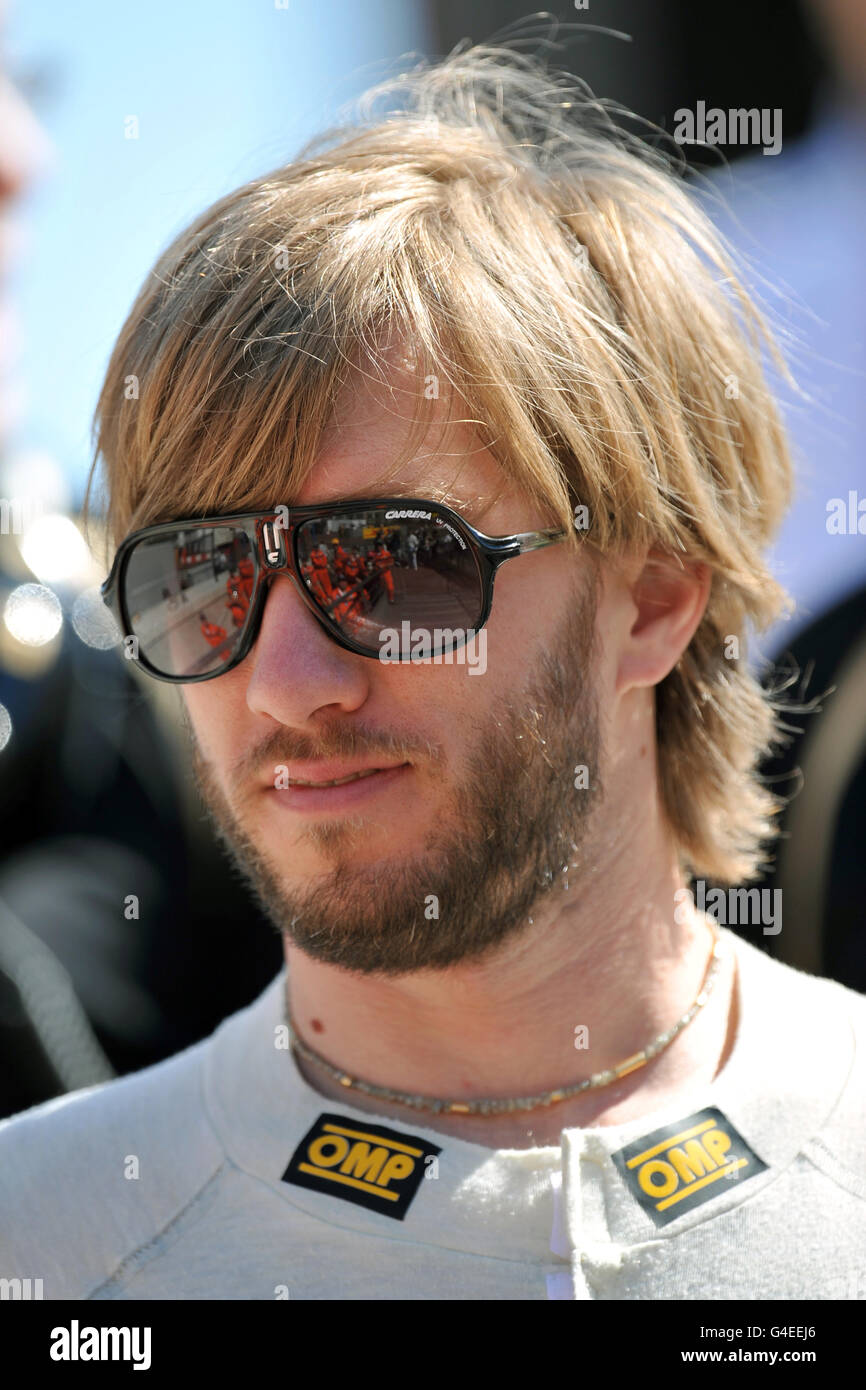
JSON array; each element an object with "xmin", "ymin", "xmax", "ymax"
[{"xmin": 265, "ymin": 819, "xmax": 391, "ymax": 876}]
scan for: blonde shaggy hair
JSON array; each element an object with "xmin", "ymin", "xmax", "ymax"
[{"xmin": 87, "ymin": 43, "xmax": 795, "ymax": 885}]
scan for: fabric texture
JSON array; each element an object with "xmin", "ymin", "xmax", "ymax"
[{"xmin": 1, "ymin": 927, "xmax": 864, "ymax": 1300}]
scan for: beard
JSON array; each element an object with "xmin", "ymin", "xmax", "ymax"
[{"xmin": 187, "ymin": 571, "xmax": 603, "ymax": 976}]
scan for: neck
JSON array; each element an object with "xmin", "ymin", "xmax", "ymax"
[{"xmin": 284, "ymin": 809, "xmax": 738, "ymax": 1149}]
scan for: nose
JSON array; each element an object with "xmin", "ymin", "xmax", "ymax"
[{"xmin": 243, "ymin": 573, "xmax": 371, "ymax": 724}]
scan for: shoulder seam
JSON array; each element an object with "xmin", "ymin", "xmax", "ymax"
[
  {"xmin": 800, "ymin": 1136, "xmax": 866, "ymax": 1206},
  {"xmin": 85, "ymin": 1028, "xmax": 234, "ymax": 1299},
  {"xmin": 84, "ymin": 1160, "xmax": 227, "ymax": 1300}
]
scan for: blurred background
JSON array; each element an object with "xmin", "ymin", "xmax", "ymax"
[{"xmin": 0, "ymin": 0, "xmax": 863, "ymax": 1119}]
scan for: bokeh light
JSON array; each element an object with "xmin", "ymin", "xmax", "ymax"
[
  {"xmin": 71, "ymin": 585, "xmax": 121, "ymax": 649},
  {"xmin": 3, "ymin": 582, "xmax": 63, "ymax": 646},
  {"xmin": 19, "ymin": 512, "xmax": 91, "ymax": 583}
]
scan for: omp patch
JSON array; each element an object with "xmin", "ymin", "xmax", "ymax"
[
  {"xmin": 611, "ymin": 1106, "xmax": 766, "ymax": 1227},
  {"xmin": 281, "ymin": 1113, "xmax": 442, "ymax": 1221}
]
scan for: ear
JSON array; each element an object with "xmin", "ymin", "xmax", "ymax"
[{"xmin": 615, "ymin": 551, "xmax": 711, "ymax": 693}]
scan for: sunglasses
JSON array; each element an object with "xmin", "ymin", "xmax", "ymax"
[{"xmin": 100, "ymin": 496, "xmax": 570, "ymax": 683}]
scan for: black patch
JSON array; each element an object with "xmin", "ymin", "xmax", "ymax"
[
  {"xmin": 281, "ymin": 1113, "xmax": 442, "ymax": 1221},
  {"xmin": 611, "ymin": 1106, "xmax": 767, "ymax": 1228}
]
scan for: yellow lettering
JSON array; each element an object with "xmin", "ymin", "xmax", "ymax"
[
  {"xmin": 702, "ymin": 1128, "xmax": 733, "ymax": 1167},
  {"xmin": 308, "ymin": 1135, "xmax": 349, "ymax": 1168},
  {"xmin": 339, "ymin": 1143, "xmax": 389, "ymax": 1183},
  {"xmin": 376, "ymin": 1153, "xmax": 415, "ymax": 1187},
  {"xmin": 637, "ymin": 1159, "xmax": 678, "ymax": 1198},
  {"xmin": 668, "ymin": 1139, "xmax": 717, "ymax": 1184}
]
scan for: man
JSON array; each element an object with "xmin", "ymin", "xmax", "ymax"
[
  {"xmin": 341, "ymin": 548, "xmax": 361, "ymax": 587},
  {"xmin": 308, "ymin": 540, "xmax": 336, "ymax": 607},
  {"xmin": 370, "ymin": 534, "xmax": 397, "ymax": 604},
  {"xmin": 340, "ymin": 548, "xmax": 369, "ymax": 617},
  {"xmin": 331, "ymin": 535, "xmax": 350, "ymax": 580},
  {"xmin": 198, "ymin": 612, "xmax": 228, "ymax": 649},
  {"xmin": 1, "ymin": 43, "xmax": 864, "ymax": 1303},
  {"xmin": 225, "ymin": 573, "xmax": 249, "ymax": 628}
]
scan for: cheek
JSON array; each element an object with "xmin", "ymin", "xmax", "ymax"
[
  {"xmin": 482, "ymin": 555, "xmax": 565, "ymax": 680},
  {"xmin": 181, "ymin": 680, "xmax": 244, "ymax": 764}
]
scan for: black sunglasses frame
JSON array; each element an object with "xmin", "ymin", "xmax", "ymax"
[{"xmin": 100, "ymin": 496, "xmax": 569, "ymax": 684}]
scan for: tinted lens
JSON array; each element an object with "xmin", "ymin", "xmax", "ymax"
[
  {"xmin": 122, "ymin": 525, "xmax": 256, "ymax": 678},
  {"xmin": 295, "ymin": 505, "xmax": 483, "ymax": 656}
]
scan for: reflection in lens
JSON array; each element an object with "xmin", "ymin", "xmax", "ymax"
[
  {"xmin": 123, "ymin": 526, "xmax": 255, "ymax": 678},
  {"xmin": 296, "ymin": 507, "xmax": 482, "ymax": 655}
]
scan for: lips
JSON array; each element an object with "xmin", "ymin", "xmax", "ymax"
[
  {"xmin": 275, "ymin": 760, "xmax": 409, "ymax": 788},
  {"xmin": 288, "ymin": 767, "xmax": 389, "ymax": 788},
  {"xmin": 266, "ymin": 759, "xmax": 412, "ymax": 813}
]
